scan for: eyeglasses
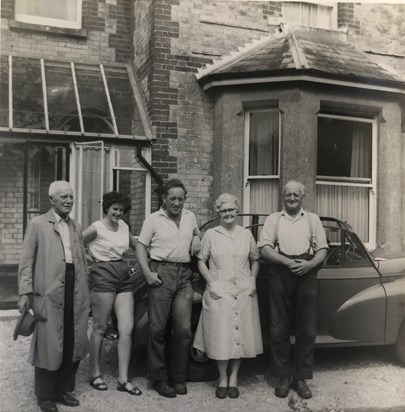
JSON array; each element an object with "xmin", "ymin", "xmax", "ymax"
[{"xmin": 219, "ymin": 208, "xmax": 236, "ymax": 214}]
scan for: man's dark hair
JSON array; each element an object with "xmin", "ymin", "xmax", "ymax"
[
  {"xmin": 162, "ymin": 179, "xmax": 187, "ymax": 197},
  {"xmin": 102, "ymin": 191, "xmax": 131, "ymax": 214}
]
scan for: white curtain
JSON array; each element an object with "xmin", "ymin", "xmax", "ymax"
[
  {"xmin": 16, "ymin": 0, "xmax": 77, "ymax": 21},
  {"xmin": 316, "ymin": 185, "xmax": 369, "ymax": 242},
  {"xmin": 249, "ymin": 111, "xmax": 278, "ymax": 176},
  {"xmin": 283, "ymin": 2, "xmax": 332, "ymax": 29},
  {"xmin": 351, "ymin": 123, "xmax": 371, "ymax": 179},
  {"xmin": 75, "ymin": 146, "xmax": 110, "ymax": 230}
]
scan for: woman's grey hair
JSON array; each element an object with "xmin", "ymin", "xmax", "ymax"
[
  {"xmin": 282, "ymin": 180, "xmax": 306, "ymax": 195},
  {"xmin": 215, "ymin": 193, "xmax": 240, "ymax": 212}
]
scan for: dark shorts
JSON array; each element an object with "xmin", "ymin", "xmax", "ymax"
[{"xmin": 89, "ymin": 260, "xmax": 133, "ymax": 294}]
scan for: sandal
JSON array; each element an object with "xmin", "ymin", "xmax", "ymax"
[
  {"xmin": 117, "ymin": 381, "xmax": 142, "ymax": 396},
  {"xmin": 90, "ymin": 376, "xmax": 108, "ymax": 391}
]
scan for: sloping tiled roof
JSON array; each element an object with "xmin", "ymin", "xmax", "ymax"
[{"xmin": 196, "ymin": 28, "xmax": 404, "ymax": 89}]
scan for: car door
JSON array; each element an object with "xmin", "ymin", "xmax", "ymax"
[{"xmin": 316, "ymin": 222, "xmax": 386, "ymax": 345}]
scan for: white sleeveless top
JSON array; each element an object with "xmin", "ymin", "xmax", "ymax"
[{"xmin": 88, "ymin": 220, "xmax": 129, "ymax": 261}]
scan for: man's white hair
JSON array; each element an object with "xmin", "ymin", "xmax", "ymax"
[
  {"xmin": 282, "ymin": 180, "xmax": 306, "ymax": 195},
  {"xmin": 48, "ymin": 180, "xmax": 73, "ymax": 197}
]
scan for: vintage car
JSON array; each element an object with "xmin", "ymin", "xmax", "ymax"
[{"xmin": 128, "ymin": 215, "xmax": 405, "ymax": 381}]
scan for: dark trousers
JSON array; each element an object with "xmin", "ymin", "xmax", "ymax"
[
  {"xmin": 35, "ymin": 264, "xmax": 80, "ymax": 401},
  {"xmin": 269, "ymin": 264, "xmax": 318, "ymax": 380},
  {"xmin": 147, "ymin": 261, "xmax": 193, "ymax": 382}
]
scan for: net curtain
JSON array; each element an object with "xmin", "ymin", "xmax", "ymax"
[{"xmin": 75, "ymin": 146, "xmax": 111, "ymax": 230}]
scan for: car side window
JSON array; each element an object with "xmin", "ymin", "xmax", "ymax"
[{"xmin": 323, "ymin": 226, "xmax": 369, "ymax": 266}]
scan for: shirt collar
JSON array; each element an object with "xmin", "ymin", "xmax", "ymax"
[
  {"xmin": 157, "ymin": 207, "xmax": 190, "ymax": 218},
  {"xmin": 53, "ymin": 209, "xmax": 69, "ymax": 223},
  {"xmin": 281, "ymin": 208, "xmax": 305, "ymax": 220},
  {"xmin": 214, "ymin": 224, "xmax": 242, "ymax": 238}
]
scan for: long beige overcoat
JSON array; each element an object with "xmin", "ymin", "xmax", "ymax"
[{"xmin": 18, "ymin": 209, "xmax": 89, "ymax": 370}]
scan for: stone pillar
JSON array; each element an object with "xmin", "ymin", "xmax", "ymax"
[
  {"xmin": 377, "ymin": 104, "xmax": 403, "ymax": 252},
  {"xmin": 212, "ymin": 92, "xmax": 245, "ymax": 211},
  {"xmin": 279, "ymin": 89, "xmax": 320, "ymax": 212}
]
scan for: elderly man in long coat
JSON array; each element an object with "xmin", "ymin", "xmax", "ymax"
[{"xmin": 18, "ymin": 180, "xmax": 89, "ymax": 412}]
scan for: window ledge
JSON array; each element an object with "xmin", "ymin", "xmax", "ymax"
[{"xmin": 9, "ymin": 20, "xmax": 87, "ymax": 38}]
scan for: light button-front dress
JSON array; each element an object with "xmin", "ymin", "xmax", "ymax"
[{"xmin": 193, "ymin": 225, "xmax": 263, "ymax": 360}]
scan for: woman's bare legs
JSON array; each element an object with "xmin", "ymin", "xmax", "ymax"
[
  {"xmin": 90, "ymin": 291, "xmax": 116, "ymax": 380},
  {"xmin": 114, "ymin": 291, "xmax": 134, "ymax": 386}
]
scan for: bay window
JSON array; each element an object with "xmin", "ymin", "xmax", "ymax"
[{"xmin": 316, "ymin": 114, "xmax": 376, "ymax": 248}]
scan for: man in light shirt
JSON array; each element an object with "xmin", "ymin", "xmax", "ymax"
[
  {"xmin": 136, "ymin": 179, "xmax": 200, "ymax": 398},
  {"xmin": 18, "ymin": 181, "xmax": 89, "ymax": 412},
  {"xmin": 259, "ymin": 180, "xmax": 328, "ymax": 400}
]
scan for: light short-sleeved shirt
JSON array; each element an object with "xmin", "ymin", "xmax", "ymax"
[
  {"xmin": 88, "ymin": 220, "xmax": 129, "ymax": 261},
  {"xmin": 258, "ymin": 208, "xmax": 328, "ymax": 256},
  {"xmin": 138, "ymin": 207, "xmax": 199, "ymax": 263}
]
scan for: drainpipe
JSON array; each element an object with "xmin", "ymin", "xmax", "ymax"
[{"xmin": 136, "ymin": 145, "xmax": 163, "ymax": 208}]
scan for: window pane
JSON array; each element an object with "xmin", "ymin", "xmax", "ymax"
[
  {"xmin": 114, "ymin": 147, "xmax": 145, "ymax": 169},
  {"xmin": 105, "ymin": 68, "xmax": 145, "ymax": 136},
  {"xmin": 317, "ymin": 118, "xmax": 372, "ymax": 180},
  {"xmin": 316, "ymin": 184, "xmax": 369, "ymax": 242},
  {"xmin": 249, "ymin": 111, "xmax": 279, "ymax": 176},
  {"xmin": 13, "ymin": 57, "xmax": 44, "ymax": 129},
  {"xmin": 45, "ymin": 63, "xmax": 77, "ymax": 130},
  {"xmin": 75, "ymin": 67, "xmax": 111, "ymax": 133},
  {"xmin": 15, "ymin": 0, "xmax": 81, "ymax": 28},
  {"xmin": 250, "ymin": 179, "xmax": 279, "ymax": 239},
  {"xmin": 283, "ymin": 2, "xmax": 333, "ymax": 29},
  {"xmin": 16, "ymin": 0, "xmax": 78, "ymax": 21}
]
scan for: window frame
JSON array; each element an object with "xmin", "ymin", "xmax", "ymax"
[
  {"xmin": 316, "ymin": 113, "xmax": 377, "ymax": 250},
  {"xmin": 243, "ymin": 108, "xmax": 281, "ymax": 227},
  {"xmin": 15, "ymin": 0, "xmax": 82, "ymax": 30},
  {"xmin": 281, "ymin": 1, "xmax": 337, "ymax": 30}
]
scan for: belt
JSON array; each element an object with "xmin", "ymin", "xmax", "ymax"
[
  {"xmin": 151, "ymin": 259, "xmax": 190, "ymax": 268},
  {"xmin": 66, "ymin": 262, "xmax": 75, "ymax": 270}
]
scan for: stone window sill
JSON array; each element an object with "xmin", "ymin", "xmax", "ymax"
[{"xmin": 9, "ymin": 20, "xmax": 87, "ymax": 38}]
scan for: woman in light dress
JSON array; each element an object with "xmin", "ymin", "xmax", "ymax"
[{"xmin": 193, "ymin": 193, "xmax": 263, "ymax": 399}]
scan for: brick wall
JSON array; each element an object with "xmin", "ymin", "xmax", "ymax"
[
  {"xmin": 340, "ymin": 3, "xmax": 405, "ymax": 79},
  {"xmin": 1, "ymin": 0, "xmax": 132, "ymax": 64},
  {"xmin": 133, "ymin": 0, "xmax": 282, "ymax": 222},
  {"xmin": 0, "ymin": 144, "xmax": 24, "ymax": 264}
]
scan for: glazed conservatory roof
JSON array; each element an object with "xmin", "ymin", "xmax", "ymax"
[{"xmin": 0, "ymin": 55, "xmax": 151, "ymax": 141}]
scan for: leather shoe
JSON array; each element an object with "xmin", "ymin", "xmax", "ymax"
[
  {"xmin": 37, "ymin": 400, "xmax": 58, "ymax": 412},
  {"xmin": 152, "ymin": 380, "xmax": 176, "ymax": 398},
  {"xmin": 170, "ymin": 380, "xmax": 187, "ymax": 395},
  {"xmin": 275, "ymin": 377, "xmax": 290, "ymax": 398},
  {"xmin": 227, "ymin": 386, "xmax": 240, "ymax": 398},
  {"xmin": 56, "ymin": 392, "xmax": 80, "ymax": 407},
  {"xmin": 215, "ymin": 386, "xmax": 227, "ymax": 399},
  {"xmin": 291, "ymin": 379, "xmax": 312, "ymax": 399}
]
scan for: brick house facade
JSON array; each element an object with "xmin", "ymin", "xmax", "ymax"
[{"xmin": 1, "ymin": 1, "xmax": 404, "ymax": 307}]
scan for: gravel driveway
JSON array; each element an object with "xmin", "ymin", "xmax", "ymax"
[{"xmin": 1, "ymin": 313, "xmax": 405, "ymax": 412}]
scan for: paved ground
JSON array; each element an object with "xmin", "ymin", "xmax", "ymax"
[{"xmin": 1, "ymin": 310, "xmax": 405, "ymax": 412}]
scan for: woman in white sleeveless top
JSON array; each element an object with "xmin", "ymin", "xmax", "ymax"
[{"xmin": 83, "ymin": 191, "xmax": 141, "ymax": 396}]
